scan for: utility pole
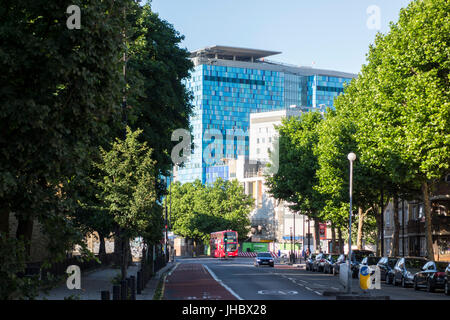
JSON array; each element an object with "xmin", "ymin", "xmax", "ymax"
[
  {"xmin": 302, "ymin": 214, "xmax": 305, "ymax": 260},
  {"xmin": 347, "ymin": 152, "xmax": 356, "ymax": 294},
  {"xmin": 290, "ymin": 227, "xmax": 293, "ymax": 264},
  {"xmin": 165, "ymin": 176, "xmax": 168, "ymax": 261},
  {"xmin": 308, "ymin": 218, "xmax": 311, "ymax": 253},
  {"xmin": 293, "ymin": 212, "xmax": 296, "ymax": 263},
  {"xmin": 402, "ymin": 199, "xmax": 405, "ymax": 256},
  {"xmin": 381, "ymin": 189, "xmax": 384, "ymax": 256}
]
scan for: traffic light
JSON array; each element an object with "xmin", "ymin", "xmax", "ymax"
[{"xmin": 224, "ymin": 236, "xmax": 228, "ymax": 243}]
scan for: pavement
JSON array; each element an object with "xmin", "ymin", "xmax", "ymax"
[{"xmin": 38, "ymin": 261, "xmax": 175, "ymax": 300}]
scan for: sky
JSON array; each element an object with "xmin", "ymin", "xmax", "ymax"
[{"xmin": 149, "ymin": 0, "xmax": 412, "ymax": 74}]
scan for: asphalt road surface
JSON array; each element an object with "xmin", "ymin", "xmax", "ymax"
[{"xmin": 175, "ymin": 257, "xmax": 450, "ymax": 300}]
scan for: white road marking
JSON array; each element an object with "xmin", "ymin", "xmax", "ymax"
[
  {"xmin": 203, "ymin": 264, "xmax": 243, "ymax": 300},
  {"xmin": 167, "ymin": 263, "xmax": 180, "ymax": 277},
  {"xmin": 258, "ymin": 290, "xmax": 298, "ymax": 295}
]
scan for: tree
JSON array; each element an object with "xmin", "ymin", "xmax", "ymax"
[
  {"xmin": 266, "ymin": 112, "xmax": 325, "ymax": 252},
  {"xmin": 342, "ymin": 0, "xmax": 450, "ymax": 259},
  {"xmin": 168, "ymin": 179, "xmax": 253, "ymax": 247},
  {"xmin": 125, "ymin": 3, "xmax": 194, "ymax": 197},
  {"xmin": 94, "ymin": 127, "xmax": 160, "ymax": 279},
  {"xmin": 0, "ymin": 0, "xmax": 131, "ymax": 298}
]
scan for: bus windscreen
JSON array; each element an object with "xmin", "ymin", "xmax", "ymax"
[{"xmin": 225, "ymin": 232, "xmax": 237, "ymax": 242}]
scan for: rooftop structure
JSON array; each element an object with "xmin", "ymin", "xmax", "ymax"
[{"xmin": 175, "ymin": 45, "xmax": 356, "ymax": 184}]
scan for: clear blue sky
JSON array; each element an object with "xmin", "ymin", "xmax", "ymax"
[{"xmin": 149, "ymin": 0, "xmax": 412, "ymax": 74}]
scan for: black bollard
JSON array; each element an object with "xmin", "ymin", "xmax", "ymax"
[
  {"xmin": 113, "ymin": 285, "xmax": 121, "ymax": 300},
  {"xmin": 137, "ymin": 271, "xmax": 142, "ymax": 294},
  {"xmin": 101, "ymin": 290, "xmax": 110, "ymax": 300},
  {"xmin": 130, "ymin": 276, "xmax": 136, "ymax": 300},
  {"xmin": 120, "ymin": 280, "xmax": 128, "ymax": 300},
  {"xmin": 126, "ymin": 277, "xmax": 133, "ymax": 300}
]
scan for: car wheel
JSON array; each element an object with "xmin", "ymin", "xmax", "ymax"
[
  {"xmin": 413, "ymin": 278, "xmax": 419, "ymax": 291},
  {"xmin": 427, "ymin": 279, "xmax": 435, "ymax": 293},
  {"xmin": 401, "ymin": 277, "xmax": 406, "ymax": 288},
  {"xmin": 445, "ymin": 281, "xmax": 449, "ymax": 296}
]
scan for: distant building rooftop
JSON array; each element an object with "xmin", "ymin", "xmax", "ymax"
[
  {"xmin": 190, "ymin": 45, "xmax": 357, "ymax": 79},
  {"xmin": 190, "ymin": 45, "xmax": 281, "ymax": 62}
]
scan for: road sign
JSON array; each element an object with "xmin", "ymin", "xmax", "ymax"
[{"xmin": 359, "ymin": 265, "xmax": 381, "ymax": 290}]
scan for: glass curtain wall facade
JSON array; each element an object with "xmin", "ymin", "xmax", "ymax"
[{"xmin": 177, "ymin": 47, "xmax": 354, "ymax": 184}]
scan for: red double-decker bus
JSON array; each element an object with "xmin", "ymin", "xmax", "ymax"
[{"xmin": 210, "ymin": 230, "xmax": 238, "ymax": 258}]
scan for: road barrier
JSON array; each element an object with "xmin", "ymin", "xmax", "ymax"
[{"xmin": 238, "ymin": 252, "xmax": 279, "ymax": 258}]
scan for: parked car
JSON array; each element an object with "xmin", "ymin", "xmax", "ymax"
[
  {"xmin": 254, "ymin": 252, "xmax": 274, "ymax": 267},
  {"xmin": 323, "ymin": 254, "xmax": 341, "ymax": 274},
  {"xmin": 445, "ymin": 264, "xmax": 450, "ymax": 296},
  {"xmin": 377, "ymin": 257, "xmax": 399, "ymax": 283},
  {"xmin": 312, "ymin": 253, "xmax": 327, "ymax": 272},
  {"xmin": 360, "ymin": 256, "xmax": 382, "ymax": 267},
  {"xmin": 392, "ymin": 257, "xmax": 428, "ymax": 287},
  {"xmin": 350, "ymin": 250, "xmax": 375, "ymax": 278},
  {"xmin": 305, "ymin": 253, "xmax": 316, "ymax": 271},
  {"xmin": 413, "ymin": 261, "xmax": 449, "ymax": 292},
  {"xmin": 332, "ymin": 254, "xmax": 347, "ymax": 275}
]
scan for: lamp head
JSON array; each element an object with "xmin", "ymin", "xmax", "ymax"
[{"xmin": 347, "ymin": 152, "xmax": 356, "ymax": 162}]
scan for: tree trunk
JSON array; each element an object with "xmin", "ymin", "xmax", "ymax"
[
  {"xmin": 422, "ymin": 181, "xmax": 435, "ymax": 260},
  {"xmin": 121, "ymin": 236, "xmax": 128, "ymax": 280},
  {"xmin": 98, "ymin": 232, "xmax": 106, "ymax": 256},
  {"xmin": 374, "ymin": 204, "xmax": 381, "ymax": 256},
  {"xmin": 393, "ymin": 196, "xmax": 400, "ymax": 257},
  {"xmin": 15, "ymin": 215, "xmax": 34, "ymax": 258},
  {"xmin": 125, "ymin": 238, "xmax": 132, "ymax": 265},
  {"xmin": 357, "ymin": 207, "xmax": 364, "ymax": 250},
  {"xmin": 114, "ymin": 226, "xmax": 122, "ymax": 266},
  {"xmin": 313, "ymin": 218, "xmax": 321, "ymax": 252},
  {"xmin": 331, "ymin": 225, "xmax": 336, "ymax": 253},
  {"xmin": 338, "ymin": 228, "xmax": 343, "ymax": 254},
  {"xmin": 380, "ymin": 189, "xmax": 385, "ymax": 256},
  {"xmin": 0, "ymin": 208, "xmax": 9, "ymax": 237}
]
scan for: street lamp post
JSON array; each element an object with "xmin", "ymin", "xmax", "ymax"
[
  {"xmin": 308, "ymin": 218, "xmax": 311, "ymax": 253},
  {"xmin": 293, "ymin": 212, "xmax": 296, "ymax": 263},
  {"xmin": 347, "ymin": 152, "xmax": 356, "ymax": 294}
]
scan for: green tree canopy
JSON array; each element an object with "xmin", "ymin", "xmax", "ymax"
[{"xmin": 168, "ymin": 179, "xmax": 253, "ymax": 243}]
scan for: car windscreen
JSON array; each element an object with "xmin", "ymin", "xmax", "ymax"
[
  {"xmin": 331, "ymin": 255, "xmax": 340, "ymax": 260},
  {"xmin": 367, "ymin": 257, "xmax": 380, "ymax": 265},
  {"xmin": 405, "ymin": 259, "xmax": 426, "ymax": 269},
  {"xmin": 435, "ymin": 262, "xmax": 449, "ymax": 272},
  {"xmin": 353, "ymin": 252, "xmax": 373, "ymax": 262},
  {"xmin": 388, "ymin": 259, "xmax": 398, "ymax": 267},
  {"xmin": 226, "ymin": 243, "xmax": 237, "ymax": 252},
  {"xmin": 257, "ymin": 253, "xmax": 271, "ymax": 257}
]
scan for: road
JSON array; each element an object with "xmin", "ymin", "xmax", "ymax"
[{"xmin": 171, "ymin": 257, "xmax": 450, "ymax": 300}]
